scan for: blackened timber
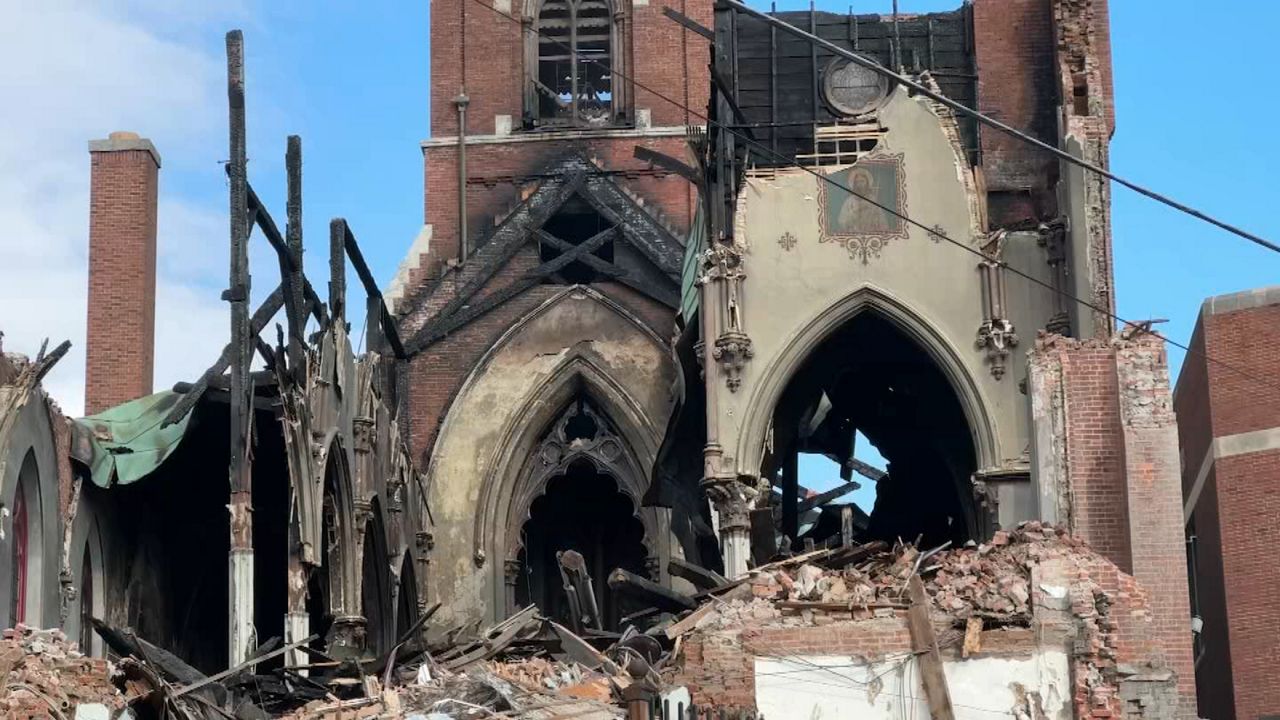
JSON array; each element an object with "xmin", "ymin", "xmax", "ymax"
[
  {"xmin": 162, "ymin": 285, "xmax": 284, "ymax": 428},
  {"xmin": 633, "ymin": 146, "xmax": 700, "ymax": 184},
  {"xmin": 402, "ymin": 170, "xmax": 590, "ymax": 352},
  {"xmin": 283, "ymin": 136, "xmax": 306, "ymax": 376},
  {"xmin": 245, "ymin": 183, "xmax": 328, "ymax": 327},
  {"xmin": 558, "ymin": 550, "xmax": 602, "ymax": 633},
  {"xmin": 907, "ymin": 574, "xmax": 956, "ymax": 720},
  {"xmin": 667, "ymin": 557, "xmax": 728, "ymax": 591},
  {"xmin": 849, "ymin": 457, "xmax": 886, "ymax": 482},
  {"xmin": 796, "ymin": 478, "xmax": 861, "ymax": 513},
  {"xmin": 536, "ymin": 230, "xmax": 680, "ymax": 308},
  {"xmin": 661, "ymin": 5, "xmax": 713, "ymax": 40},
  {"xmin": 607, "ymin": 568, "xmax": 697, "ymax": 613},
  {"xmin": 341, "ymin": 221, "xmax": 408, "ymax": 358},
  {"xmin": 329, "ymin": 218, "xmax": 346, "ymax": 322},
  {"xmin": 411, "ymin": 227, "xmax": 618, "ymax": 349},
  {"xmin": 30, "ymin": 340, "xmax": 71, "ymax": 386}
]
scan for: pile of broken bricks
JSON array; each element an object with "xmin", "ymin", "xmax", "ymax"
[{"xmin": 0, "ymin": 624, "xmax": 125, "ymax": 719}]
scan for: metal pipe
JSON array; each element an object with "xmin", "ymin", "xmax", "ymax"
[{"xmin": 456, "ymin": 93, "xmax": 470, "ymax": 263}]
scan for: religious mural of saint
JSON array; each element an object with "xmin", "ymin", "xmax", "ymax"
[{"xmin": 826, "ymin": 160, "xmax": 902, "ymax": 237}]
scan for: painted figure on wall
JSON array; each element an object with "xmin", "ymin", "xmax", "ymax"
[{"xmin": 818, "ymin": 154, "xmax": 908, "ymax": 263}]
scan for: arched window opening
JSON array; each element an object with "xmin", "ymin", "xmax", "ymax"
[
  {"xmin": 515, "ymin": 459, "xmax": 646, "ymax": 628},
  {"xmin": 534, "ymin": 0, "xmax": 618, "ymax": 127},
  {"xmin": 78, "ymin": 545, "xmax": 94, "ymax": 652},
  {"xmin": 766, "ymin": 311, "xmax": 981, "ymax": 553}
]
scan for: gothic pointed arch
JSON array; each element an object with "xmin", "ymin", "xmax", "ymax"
[
  {"xmin": 474, "ymin": 353, "xmax": 662, "ymax": 620},
  {"xmin": 360, "ymin": 498, "xmax": 394, "ymax": 655},
  {"xmin": 738, "ymin": 284, "xmax": 997, "ymax": 479}
]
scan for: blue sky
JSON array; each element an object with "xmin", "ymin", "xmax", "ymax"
[{"xmin": 2, "ymin": 0, "xmax": 1276, "ymax": 508}]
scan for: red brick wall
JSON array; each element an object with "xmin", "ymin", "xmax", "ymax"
[
  {"xmin": 1175, "ymin": 298, "xmax": 1280, "ymax": 720},
  {"xmin": 972, "ymin": 0, "xmax": 1056, "ymax": 194},
  {"xmin": 1035, "ymin": 334, "xmax": 1196, "ymax": 715},
  {"xmin": 85, "ymin": 144, "xmax": 158, "ymax": 414},
  {"xmin": 1060, "ymin": 342, "xmax": 1131, "ymax": 572},
  {"xmin": 674, "ymin": 618, "xmax": 915, "ymax": 709},
  {"xmin": 430, "ymin": 0, "xmax": 711, "ymax": 137}
]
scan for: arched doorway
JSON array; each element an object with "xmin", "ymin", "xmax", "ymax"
[
  {"xmin": 395, "ymin": 554, "xmax": 418, "ymax": 641},
  {"xmin": 510, "ymin": 399, "xmax": 649, "ymax": 628},
  {"xmin": 309, "ymin": 445, "xmax": 356, "ymax": 654},
  {"xmin": 765, "ymin": 310, "xmax": 983, "ymax": 550}
]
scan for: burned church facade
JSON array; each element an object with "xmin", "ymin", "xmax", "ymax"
[
  {"xmin": 391, "ymin": 0, "xmax": 1191, "ymax": 704},
  {"xmin": 1, "ymin": 0, "xmax": 1204, "ymax": 713}
]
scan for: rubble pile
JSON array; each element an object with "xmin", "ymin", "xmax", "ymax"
[
  {"xmin": 744, "ymin": 521, "xmax": 1088, "ymax": 623},
  {"xmin": 0, "ymin": 625, "xmax": 124, "ymax": 717}
]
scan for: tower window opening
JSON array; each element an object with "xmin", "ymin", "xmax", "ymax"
[{"xmin": 534, "ymin": 0, "xmax": 618, "ymax": 127}]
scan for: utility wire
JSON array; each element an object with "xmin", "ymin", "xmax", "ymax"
[
  {"xmin": 720, "ymin": 0, "xmax": 1279, "ymax": 255},
  {"xmin": 462, "ymin": 0, "xmax": 1280, "ymax": 393}
]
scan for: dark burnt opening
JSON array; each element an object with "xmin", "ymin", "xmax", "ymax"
[
  {"xmin": 514, "ymin": 459, "xmax": 646, "ymax": 629},
  {"xmin": 539, "ymin": 195, "xmax": 615, "ymax": 285},
  {"xmin": 361, "ymin": 507, "xmax": 393, "ymax": 656},
  {"xmin": 767, "ymin": 310, "xmax": 981, "ymax": 552}
]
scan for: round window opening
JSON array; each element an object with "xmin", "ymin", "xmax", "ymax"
[{"xmin": 823, "ymin": 56, "xmax": 892, "ymax": 117}]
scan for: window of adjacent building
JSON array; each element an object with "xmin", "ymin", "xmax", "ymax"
[{"xmin": 531, "ymin": 0, "xmax": 620, "ymax": 127}]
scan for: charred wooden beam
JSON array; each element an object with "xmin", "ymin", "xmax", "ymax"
[
  {"xmin": 796, "ymin": 478, "xmax": 862, "ymax": 513},
  {"xmin": 341, "ymin": 221, "xmax": 408, "ymax": 359},
  {"xmin": 667, "ymin": 557, "xmax": 728, "ymax": 591},
  {"xmin": 243, "ymin": 180, "xmax": 327, "ymax": 327},
  {"xmin": 329, "ymin": 218, "xmax": 346, "ymax": 322},
  {"xmin": 633, "ymin": 146, "xmax": 700, "ymax": 184},
  {"xmin": 817, "ymin": 539, "xmax": 888, "ymax": 569},
  {"xmin": 535, "ymin": 230, "xmax": 680, "ymax": 308},
  {"xmin": 661, "ymin": 5, "xmax": 714, "ymax": 40},
  {"xmin": 162, "ymin": 284, "xmax": 284, "ymax": 428},
  {"xmin": 558, "ymin": 550, "xmax": 602, "ymax": 633},
  {"xmin": 608, "ymin": 568, "xmax": 697, "ymax": 613},
  {"xmin": 848, "ymin": 457, "xmax": 887, "ymax": 482},
  {"xmin": 226, "ymin": 28, "xmax": 255, "ymax": 666},
  {"xmin": 410, "ymin": 225, "xmax": 617, "ymax": 350},
  {"xmin": 283, "ymin": 136, "xmax": 307, "ymax": 376}
]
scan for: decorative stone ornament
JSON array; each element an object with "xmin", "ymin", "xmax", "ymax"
[
  {"xmin": 713, "ymin": 332, "xmax": 754, "ymax": 392},
  {"xmin": 822, "ymin": 55, "xmax": 892, "ymax": 117}
]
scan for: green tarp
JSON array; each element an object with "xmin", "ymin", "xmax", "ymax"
[
  {"xmin": 74, "ymin": 391, "xmax": 195, "ymax": 488},
  {"xmin": 680, "ymin": 203, "xmax": 706, "ymax": 324}
]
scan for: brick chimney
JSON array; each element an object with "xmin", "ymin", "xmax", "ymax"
[{"xmin": 85, "ymin": 132, "xmax": 160, "ymax": 414}]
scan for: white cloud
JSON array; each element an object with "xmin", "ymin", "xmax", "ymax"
[{"xmin": 0, "ymin": 1, "xmax": 252, "ymax": 416}]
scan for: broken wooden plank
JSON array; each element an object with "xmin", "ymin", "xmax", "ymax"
[
  {"xmin": 962, "ymin": 616, "xmax": 983, "ymax": 658},
  {"xmin": 172, "ymin": 634, "xmax": 318, "ymax": 698},
  {"xmin": 668, "ymin": 557, "xmax": 728, "ymax": 592},
  {"xmin": 549, "ymin": 621, "xmax": 621, "ymax": 676},
  {"xmin": 608, "ymin": 568, "xmax": 697, "ymax": 613},
  {"xmin": 663, "ymin": 602, "xmax": 717, "ymax": 640},
  {"xmin": 796, "ymin": 479, "xmax": 862, "ymax": 513},
  {"xmin": 907, "ymin": 575, "xmax": 956, "ymax": 720},
  {"xmin": 817, "ymin": 540, "xmax": 889, "ymax": 569}
]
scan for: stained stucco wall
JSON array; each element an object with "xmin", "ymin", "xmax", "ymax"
[
  {"xmin": 424, "ymin": 288, "xmax": 677, "ymax": 631},
  {"xmin": 721, "ymin": 87, "xmax": 1057, "ymax": 484}
]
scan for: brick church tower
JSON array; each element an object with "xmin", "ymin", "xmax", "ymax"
[{"xmin": 388, "ymin": 0, "xmax": 710, "ymax": 632}]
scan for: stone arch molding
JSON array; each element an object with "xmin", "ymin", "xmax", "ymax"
[
  {"xmin": 735, "ymin": 284, "xmax": 998, "ymax": 479},
  {"xmin": 474, "ymin": 354, "xmax": 662, "ymax": 597}
]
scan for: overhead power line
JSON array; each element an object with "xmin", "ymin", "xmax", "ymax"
[
  {"xmin": 460, "ymin": 0, "xmax": 1280, "ymax": 393},
  {"xmin": 721, "ymin": 0, "xmax": 1279, "ymax": 256}
]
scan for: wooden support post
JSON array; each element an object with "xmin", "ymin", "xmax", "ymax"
[
  {"xmin": 225, "ymin": 28, "xmax": 256, "ymax": 667},
  {"xmin": 841, "ymin": 505, "xmax": 855, "ymax": 548},
  {"xmin": 782, "ymin": 443, "xmax": 798, "ymax": 551},
  {"xmin": 329, "ymin": 218, "xmax": 346, "ymax": 323},
  {"xmin": 284, "ymin": 135, "xmax": 306, "ymax": 379},
  {"xmin": 906, "ymin": 575, "xmax": 955, "ymax": 720}
]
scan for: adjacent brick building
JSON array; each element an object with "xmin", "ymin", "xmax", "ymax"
[{"xmin": 1175, "ymin": 286, "xmax": 1280, "ymax": 720}]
